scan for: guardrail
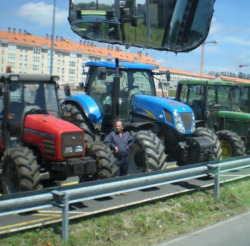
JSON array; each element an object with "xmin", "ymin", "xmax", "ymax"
[{"xmin": 0, "ymin": 155, "xmax": 250, "ymax": 241}]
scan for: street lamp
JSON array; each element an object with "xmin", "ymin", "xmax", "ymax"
[
  {"xmin": 50, "ymin": 0, "xmax": 56, "ymax": 75},
  {"xmin": 200, "ymin": 40, "xmax": 218, "ymax": 76}
]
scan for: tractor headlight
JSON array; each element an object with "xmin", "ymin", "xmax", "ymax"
[
  {"xmin": 75, "ymin": 145, "xmax": 83, "ymax": 152},
  {"xmin": 64, "ymin": 146, "xmax": 73, "ymax": 153},
  {"xmin": 191, "ymin": 113, "xmax": 195, "ymax": 133},
  {"xmin": 173, "ymin": 111, "xmax": 185, "ymax": 134}
]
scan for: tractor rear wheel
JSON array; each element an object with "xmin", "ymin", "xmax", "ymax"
[
  {"xmin": 84, "ymin": 141, "xmax": 118, "ymax": 180},
  {"xmin": 194, "ymin": 127, "xmax": 222, "ymax": 161},
  {"xmin": 2, "ymin": 147, "xmax": 42, "ymax": 194},
  {"xmin": 128, "ymin": 130, "xmax": 167, "ymax": 174},
  {"xmin": 216, "ymin": 130, "xmax": 246, "ymax": 158},
  {"xmin": 65, "ymin": 103, "xmax": 95, "ymax": 143}
]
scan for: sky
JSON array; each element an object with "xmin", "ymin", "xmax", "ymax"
[{"xmin": 1, "ymin": 0, "xmax": 250, "ymax": 75}]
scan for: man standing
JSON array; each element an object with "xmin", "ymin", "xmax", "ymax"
[{"xmin": 104, "ymin": 121, "xmax": 134, "ymax": 176}]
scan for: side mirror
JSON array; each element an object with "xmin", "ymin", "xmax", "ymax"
[
  {"xmin": 64, "ymin": 84, "xmax": 71, "ymax": 97},
  {"xmin": 97, "ymin": 67, "xmax": 107, "ymax": 80},
  {"xmin": 68, "ymin": 0, "xmax": 215, "ymax": 53}
]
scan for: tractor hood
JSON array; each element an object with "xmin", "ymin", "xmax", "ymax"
[
  {"xmin": 132, "ymin": 95, "xmax": 195, "ymax": 134},
  {"xmin": 24, "ymin": 114, "xmax": 82, "ymax": 135},
  {"xmin": 218, "ymin": 111, "xmax": 250, "ymax": 120},
  {"xmin": 23, "ymin": 114, "xmax": 84, "ymax": 161}
]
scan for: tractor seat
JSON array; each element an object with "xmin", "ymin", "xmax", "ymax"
[
  {"xmin": 9, "ymin": 102, "xmax": 24, "ymax": 135},
  {"xmin": 191, "ymin": 100, "xmax": 203, "ymax": 120}
]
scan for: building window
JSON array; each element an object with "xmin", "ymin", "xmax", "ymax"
[
  {"xmin": 33, "ymin": 48, "xmax": 41, "ymax": 54},
  {"xmin": 69, "ymin": 69, "xmax": 75, "ymax": 74},
  {"xmin": 8, "ymin": 44, "xmax": 16, "ymax": 51},
  {"xmin": 69, "ymin": 61, "xmax": 76, "ymax": 67},
  {"xmin": 32, "ymin": 64, "xmax": 40, "ymax": 71},
  {"xmin": 8, "ymin": 53, "xmax": 16, "ymax": 60},
  {"xmin": 69, "ymin": 53, "xmax": 76, "ymax": 59},
  {"xmin": 8, "ymin": 62, "xmax": 15, "ymax": 69},
  {"xmin": 68, "ymin": 75, "xmax": 76, "ymax": 82},
  {"xmin": 33, "ymin": 56, "xmax": 40, "ymax": 63}
]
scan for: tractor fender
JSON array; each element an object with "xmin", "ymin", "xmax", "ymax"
[
  {"xmin": 124, "ymin": 121, "xmax": 166, "ymax": 135},
  {"xmin": 64, "ymin": 94, "xmax": 102, "ymax": 124},
  {"xmin": 124, "ymin": 121, "xmax": 156, "ymax": 131}
]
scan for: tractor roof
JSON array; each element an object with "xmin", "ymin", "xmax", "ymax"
[
  {"xmin": 0, "ymin": 73, "xmax": 59, "ymax": 83},
  {"xmin": 85, "ymin": 61, "xmax": 156, "ymax": 71},
  {"xmin": 178, "ymin": 79, "xmax": 250, "ymax": 87}
]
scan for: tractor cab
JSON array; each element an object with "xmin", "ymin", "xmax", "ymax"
[
  {"xmin": 0, "ymin": 73, "xmax": 117, "ymax": 194},
  {"xmin": 85, "ymin": 62, "xmax": 156, "ymax": 122},
  {"xmin": 0, "ymin": 73, "xmax": 61, "ymax": 151},
  {"xmin": 176, "ymin": 80, "xmax": 250, "ymax": 125},
  {"xmin": 176, "ymin": 79, "xmax": 250, "ymax": 157}
]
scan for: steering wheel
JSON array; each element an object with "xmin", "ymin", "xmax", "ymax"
[{"xmin": 232, "ymin": 105, "xmax": 241, "ymax": 112}]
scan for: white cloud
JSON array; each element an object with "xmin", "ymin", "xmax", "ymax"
[
  {"xmin": 17, "ymin": 2, "xmax": 68, "ymax": 27},
  {"xmin": 223, "ymin": 36, "xmax": 250, "ymax": 46},
  {"xmin": 209, "ymin": 17, "xmax": 224, "ymax": 35}
]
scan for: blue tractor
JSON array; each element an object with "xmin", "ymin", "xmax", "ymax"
[{"xmin": 63, "ymin": 60, "xmax": 221, "ymax": 174}]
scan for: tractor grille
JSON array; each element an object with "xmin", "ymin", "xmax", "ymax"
[
  {"xmin": 180, "ymin": 112, "xmax": 192, "ymax": 131},
  {"xmin": 61, "ymin": 132, "xmax": 84, "ymax": 158},
  {"xmin": 43, "ymin": 139, "xmax": 56, "ymax": 156}
]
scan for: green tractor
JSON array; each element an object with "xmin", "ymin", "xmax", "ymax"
[{"xmin": 175, "ymin": 79, "xmax": 250, "ymax": 158}]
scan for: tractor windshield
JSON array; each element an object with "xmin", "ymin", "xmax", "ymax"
[
  {"xmin": 9, "ymin": 81, "xmax": 60, "ymax": 122},
  {"xmin": 87, "ymin": 67, "xmax": 155, "ymax": 120},
  {"xmin": 207, "ymin": 85, "xmax": 249, "ymax": 112}
]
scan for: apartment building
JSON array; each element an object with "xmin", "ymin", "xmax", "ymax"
[{"xmin": 0, "ymin": 28, "xmax": 158, "ymax": 88}]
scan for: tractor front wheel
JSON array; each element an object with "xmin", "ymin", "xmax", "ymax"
[
  {"xmin": 2, "ymin": 147, "xmax": 42, "ymax": 194},
  {"xmin": 84, "ymin": 141, "xmax": 118, "ymax": 180},
  {"xmin": 128, "ymin": 130, "xmax": 167, "ymax": 174},
  {"xmin": 216, "ymin": 130, "xmax": 246, "ymax": 158}
]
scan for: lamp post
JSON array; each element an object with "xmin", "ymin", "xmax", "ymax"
[
  {"xmin": 50, "ymin": 0, "xmax": 56, "ymax": 75},
  {"xmin": 200, "ymin": 40, "xmax": 218, "ymax": 77}
]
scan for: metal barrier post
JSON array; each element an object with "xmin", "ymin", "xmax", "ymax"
[
  {"xmin": 207, "ymin": 164, "xmax": 221, "ymax": 199},
  {"xmin": 62, "ymin": 193, "xmax": 69, "ymax": 241},
  {"xmin": 52, "ymin": 191, "xmax": 69, "ymax": 241}
]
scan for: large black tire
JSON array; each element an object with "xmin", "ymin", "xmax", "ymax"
[
  {"xmin": 216, "ymin": 130, "xmax": 246, "ymax": 158},
  {"xmin": 85, "ymin": 141, "xmax": 118, "ymax": 179},
  {"xmin": 2, "ymin": 147, "xmax": 42, "ymax": 194},
  {"xmin": 128, "ymin": 130, "xmax": 167, "ymax": 174},
  {"xmin": 65, "ymin": 102, "xmax": 95, "ymax": 143},
  {"xmin": 194, "ymin": 127, "xmax": 222, "ymax": 161}
]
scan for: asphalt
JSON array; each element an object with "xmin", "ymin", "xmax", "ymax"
[{"xmin": 153, "ymin": 210, "xmax": 250, "ymax": 246}]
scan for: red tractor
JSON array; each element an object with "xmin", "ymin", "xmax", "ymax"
[{"xmin": 0, "ymin": 73, "xmax": 117, "ymax": 194}]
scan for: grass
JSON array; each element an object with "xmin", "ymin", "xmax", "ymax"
[{"xmin": 0, "ymin": 177, "xmax": 250, "ymax": 246}]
